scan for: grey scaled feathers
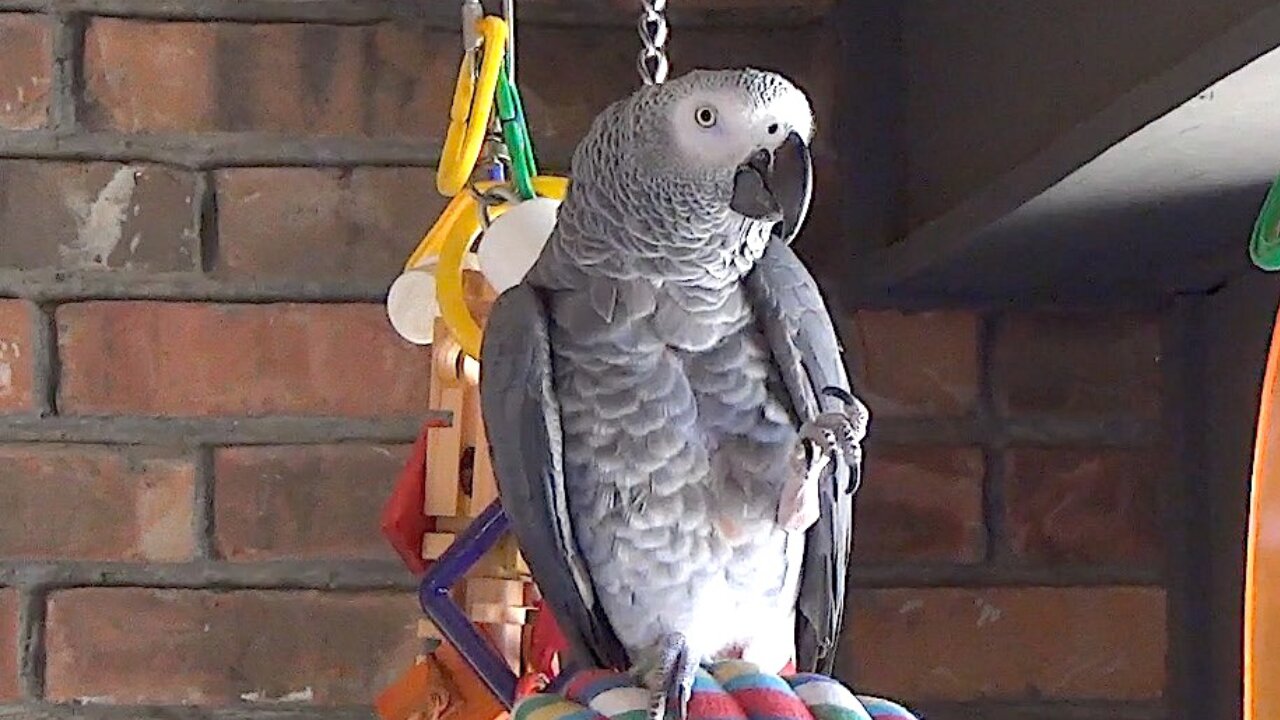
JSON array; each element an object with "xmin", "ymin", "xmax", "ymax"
[{"xmin": 479, "ymin": 68, "xmax": 868, "ymax": 720}]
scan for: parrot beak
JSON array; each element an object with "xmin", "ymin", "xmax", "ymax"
[{"xmin": 730, "ymin": 131, "xmax": 813, "ymax": 244}]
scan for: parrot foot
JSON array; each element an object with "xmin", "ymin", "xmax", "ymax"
[
  {"xmin": 779, "ymin": 389, "xmax": 868, "ymax": 532},
  {"xmin": 637, "ymin": 633, "xmax": 696, "ymax": 720}
]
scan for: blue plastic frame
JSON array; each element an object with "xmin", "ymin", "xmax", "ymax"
[{"xmin": 417, "ymin": 499, "xmax": 520, "ymax": 708}]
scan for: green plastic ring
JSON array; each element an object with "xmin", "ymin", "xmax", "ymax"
[
  {"xmin": 496, "ymin": 55, "xmax": 538, "ymax": 200},
  {"xmin": 1251, "ymin": 172, "xmax": 1280, "ymax": 271}
]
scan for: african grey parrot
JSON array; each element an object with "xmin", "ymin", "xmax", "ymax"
[{"xmin": 479, "ymin": 68, "xmax": 867, "ymax": 720}]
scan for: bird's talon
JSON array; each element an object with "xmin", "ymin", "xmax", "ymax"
[{"xmin": 821, "ymin": 385, "xmax": 859, "ymax": 408}]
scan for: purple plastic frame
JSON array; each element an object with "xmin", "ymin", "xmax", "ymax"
[{"xmin": 417, "ymin": 499, "xmax": 520, "ymax": 708}]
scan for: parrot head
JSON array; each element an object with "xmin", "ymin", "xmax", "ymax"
[{"xmin": 572, "ymin": 67, "xmax": 815, "ymax": 245}]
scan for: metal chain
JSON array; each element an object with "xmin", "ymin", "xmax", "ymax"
[
  {"xmin": 469, "ymin": 184, "xmax": 521, "ymax": 231},
  {"xmin": 504, "ymin": 0, "xmax": 516, "ymax": 84},
  {"xmin": 637, "ymin": 0, "xmax": 669, "ymax": 85},
  {"xmin": 461, "ymin": 0, "xmax": 521, "ymax": 215}
]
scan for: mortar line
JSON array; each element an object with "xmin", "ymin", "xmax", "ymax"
[
  {"xmin": 0, "ymin": 131, "xmax": 447, "ymax": 170},
  {"xmin": 48, "ymin": 12, "xmax": 83, "ymax": 133},
  {"xmin": 0, "ymin": 0, "xmax": 833, "ymax": 27},
  {"xmin": 195, "ymin": 171, "xmax": 219, "ymax": 274},
  {"xmin": 16, "ymin": 587, "xmax": 47, "ymax": 701},
  {"xmin": 976, "ymin": 310, "xmax": 1010, "ymax": 564},
  {"xmin": 29, "ymin": 303, "xmax": 59, "ymax": 418},
  {"xmin": 0, "ymin": 560, "xmax": 421, "ymax": 591},
  {"xmin": 0, "ymin": 415, "xmax": 445, "ymax": 446},
  {"xmin": 0, "ymin": 269, "xmax": 1194, "ymax": 330},
  {"xmin": 0, "ymin": 702, "xmax": 394, "ymax": 720},
  {"xmin": 909, "ymin": 699, "xmax": 1167, "ymax": 720},
  {"xmin": 192, "ymin": 445, "xmax": 218, "ymax": 560},
  {"xmin": 0, "ymin": 559, "xmax": 1164, "ymax": 592}
]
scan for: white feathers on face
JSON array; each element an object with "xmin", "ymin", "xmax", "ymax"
[{"xmin": 651, "ymin": 69, "xmax": 815, "ymax": 179}]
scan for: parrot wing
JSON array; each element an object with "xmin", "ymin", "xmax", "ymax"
[
  {"xmin": 479, "ymin": 282, "xmax": 631, "ymax": 673},
  {"xmin": 744, "ymin": 237, "xmax": 859, "ymax": 675}
]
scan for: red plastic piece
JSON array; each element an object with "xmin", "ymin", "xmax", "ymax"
[
  {"xmin": 381, "ymin": 418, "xmax": 449, "ymax": 574},
  {"xmin": 528, "ymin": 598, "xmax": 570, "ymax": 679}
]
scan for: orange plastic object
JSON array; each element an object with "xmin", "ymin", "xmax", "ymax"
[
  {"xmin": 1246, "ymin": 304, "xmax": 1280, "ymax": 720},
  {"xmin": 435, "ymin": 640, "xmax": 510, "ymax": 720},
  {"xmin": 376, "ymin": 642, "xmax": 508, "ymax": 720},
  {"xmin": 514, "ymin": 672, "xmax": 549, "ymax": 700},
  {"xmin": 375, "ymin": 658, "xmax": 451, "ymax": 720}
]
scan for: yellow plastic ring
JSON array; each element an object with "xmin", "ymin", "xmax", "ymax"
[
  {"xmin": 435, "ymin": 175, "xmax": 570, "ymax": 360},
  {"xmin": 404, "ymin": 191, "xmax": 473, "ymax": 271},
  {"xmin": 436, "ymin": 16, "xmax": 509, "ymax": 198}
]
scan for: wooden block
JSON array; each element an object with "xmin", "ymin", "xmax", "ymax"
[
  {"xmin": 427, "ymin": 319, "xmax": 450, "ymax": 410},
  {"xmin": 468, "ymin": 603, "xmax": 528, "ymax": 625},
  {"xmin": 468, "ymin": 412, "xmax": 499, "ymax": 517},
  {"xmin": 432, "ymin": 515, "xmax": 472, "ymax": 534},
  {"xmin": 521, "ymin": 622, "xmax": 534, "ymax": 675},
  {"xmin": 422, "ymin": 532, "xmax": 456, "ymax": 561},
  {"xmin": 482, "ymin": 623, "xmax": 525, "ymax": 673},
  {"xmin": 472, "ymin": 534, "xmax": 525, "ymax": 578},
  {"xmin": 425, "ymin": 321, "xmax": 466, "ymax": 517},
  {"xmin": 463, "ymin": 270, "xmax": 499, "ymax": 325},
  {"xmin": 458, "ymin": 385, "xmax": 483, "ymax": 519},
  {"xmin": 425, "ymin": 385, "xmax": 466, "ymax": 516},
  {"xmin": 466, "ymin": 578, "xmax": 525, "ymax": 606}
]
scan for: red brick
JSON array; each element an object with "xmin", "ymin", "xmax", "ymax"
[
  {"xmin": 848, "ymin": 310, "xmax": 980, "ymax": 417},
  {"xmin": 1005, "ymin": 448, "xmax": 1161, "ymax": 566},
  {"xmin": 0, "ymin": 301, "xmax": 34, "ymax": 413},
  {"xmin": 0, "ymin": 589, "xmax": 18, "ymax": 701},
  {"xmin": 846, "ymin": 587, "xmax": 1167, "ymax": 701},
  {"xmin": 213, "ymin": 168, "xmax": 445, "ymax": 285},
  {"xmin": 83, "ymin": 20, "xmax": 451, "ymax": 136},
  {"xmin": 214, "ymin": 444, "xmax": 411, "ymax": 561},
  {"xmin": 853, "ymin": 445, "xmax": 985, "ymax": 562},
  {"xmin": 0, "ymin": 15, "xmax": 51, "ymax": 130},
  {"xmin": 994, "ymin": 312, "xmax": 1162, "ymax": 419},
  {"xmin": 56, "ymin": 302, "xmax": 429, "ymax": 418},
  {"xmin": 83, "ymin": 18, "xmax": 834, "ymax": 158},
  {"xmin": 45, "ymin": 589, "xmax": 420, "ymax": 705},
  {"xmin": 0, "ymin": 445, "xmax": 195, "ymax": 562},
  {"xmin": 0, "ymin": 161, "xmax": 198, "ymax": 272}
]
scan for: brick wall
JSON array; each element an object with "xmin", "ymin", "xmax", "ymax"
[
  {"xmin": 0, "ymin": 2, "xmax": 1174, "ymax": 720},
  {"xmin": 840, "ymin": 309, "xmax": 1171, "ymax": 720}
]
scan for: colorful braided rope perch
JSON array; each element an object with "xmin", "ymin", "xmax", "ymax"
[{"xmin": 512, "ymin": 661, "xmax": 919, "ymax": 720}]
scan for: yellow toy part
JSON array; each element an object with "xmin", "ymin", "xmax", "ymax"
[
  {"xmin": 405, "ymin": 190, "xmax": 475, "ymax": 272},
  {"xmin": 1246, "ymin": 303, "xmax": 1280, "ymax": 720},
  {"xmin": 438, "ymin": 16, "xmax": 510, "ymax": 198},
  {"xmin": 434, "ymin": 176, "xmax": 569, "ymax": 360}
]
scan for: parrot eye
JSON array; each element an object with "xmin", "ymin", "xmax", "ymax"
[{"xmin": 694, "ymin": 105, "xmax": 718, "ymax": 128}]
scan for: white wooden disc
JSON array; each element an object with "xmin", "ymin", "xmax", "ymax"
[
  {"xmin": 386, "ymin": 266, "xmax": 440, "ymax": 345},
  {"xmin": 477, "ymin": 197, "xmax": 560, "ymax": 293}
]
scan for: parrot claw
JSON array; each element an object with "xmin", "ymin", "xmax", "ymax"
[
  {"xmin": 810, "ymin": 388, "xmax": 869, "ymax": 494},
  {"xmin": 779, "ymin": 393, "xmax": 869, "ymax": 530},
  {"xmin": 640, "ymin": 633, "xmax": 696, "ymax": 720}
]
